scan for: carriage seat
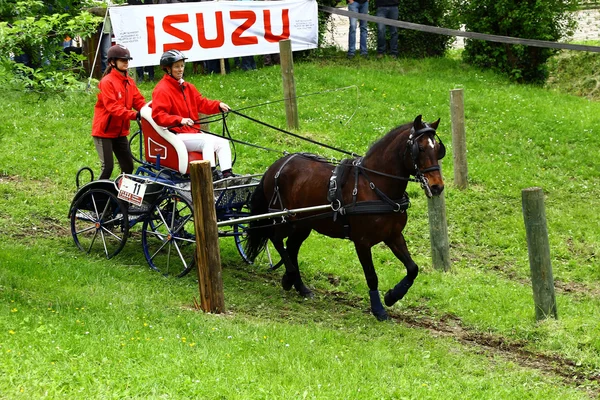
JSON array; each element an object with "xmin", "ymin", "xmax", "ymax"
[{"xmin": 140, "ymin": 101, "xmax": 203, "ymax": 175}]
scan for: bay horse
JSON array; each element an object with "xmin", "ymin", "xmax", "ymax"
[{"xmin": 244, "ymin": 115, "xmax": 445, "ymax": 321}]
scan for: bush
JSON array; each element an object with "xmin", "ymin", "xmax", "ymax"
[
  {"xmin": 0, "ymin": 0, "xmax": 102, "ymax": 94},
  {"xmin": 458, "ymin": 0, "xmax": 578, "ymax": 83}
]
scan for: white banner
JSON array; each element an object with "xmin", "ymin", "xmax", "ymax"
[{"xmin": 108, "ymin": 0, "xmax": 318, "ymax": 68}]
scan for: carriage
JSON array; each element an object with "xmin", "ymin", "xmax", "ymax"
[
  {"xmin": 68, "ymin": 103, "xmax": 260, "ymax": 277},
  {"xmin": 69, "ymin": 107, "xmax": 446, "ymax": 320}
]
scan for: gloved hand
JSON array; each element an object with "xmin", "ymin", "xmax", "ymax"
[
  {"xmin": 136, "ymin": 111, "xmax": 141, "ymax": 120},
  {"xmin": 180, "ymin": 117, "xmax": 195, "ymax": 126}
]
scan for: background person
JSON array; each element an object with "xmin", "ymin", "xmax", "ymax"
[
  {"xmin": 91, "ymin": 44, "xmax": 146, "ymax": 180},
  {"xmin": 347, "ymin": 0, "xmax": 369, "ymax": 58},
  {"xmin": 151, "ymin": 49, "xmax": 236, "ymax": 179},
  {"xmin": 375, "ymin": 0, "xmax": 398, "ymax": 58}
]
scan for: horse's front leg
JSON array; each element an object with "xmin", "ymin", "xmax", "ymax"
[
  {"xmin": 355, "ymin": 243, "xmax": 389, "ymax": 321},
  {"xmin": 383, "ymin": 233, "xmax": 419, "ymax": 307}
]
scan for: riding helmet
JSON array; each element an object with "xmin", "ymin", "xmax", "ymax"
[
  {"xmin": 107, "ymin": 44, "xmax": 133, "ymax": 61},
  {"xmin": 160, "ymin": 49, "xmax": 187, "ymax": 68}
]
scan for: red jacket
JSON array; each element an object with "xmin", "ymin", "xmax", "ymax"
[
  {"xmin": 91, "ymin": 68, "xmax": 146, "ymax": 139},
  {"xmin": 151, "ymin": 74, "xmax": 222, "ymax": 133}
]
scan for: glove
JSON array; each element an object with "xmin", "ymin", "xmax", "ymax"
[{"xmin": 136, "ymin": 111, "xmax": 141, "ymax": 120}]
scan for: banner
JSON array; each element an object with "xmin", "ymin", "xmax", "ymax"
[{"xmin": 108, "ymin": 0, "xmax": 318, "ymax": 68}]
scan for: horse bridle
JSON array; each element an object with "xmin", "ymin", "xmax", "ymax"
[{"xmin": 406, "ymin": 125, "xmax": 445, "ymax": 197}]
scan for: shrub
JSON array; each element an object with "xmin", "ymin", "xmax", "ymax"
[
  {"xmin": 0, "ymin": 0, "xmax": 102, "ymax": 94},
  {"xmin": 458, "ymin": 0, "xmax": 578, "ymax": 83}
]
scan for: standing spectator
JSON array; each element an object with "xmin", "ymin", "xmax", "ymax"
[
  {"xmin": 263, "ymin": 53, "xmax": 280, "ymax": 66},
  {"xmin": 347, "ymin": 0, "xmax": 369, "ymax": 58},
  {"xmin": 136, "ymin": 65, "xmax": 155, "ymax": 82},
  {"xmin": 91, "ymin": 45, "xmax": 146, "ymax": 180},
  {"xmin": 99, "ymin": 17, "xmax": 113, "ymax": 73},
  {"xmin": 234, "ymin": 56, "xmax": 257, "ymax": 71},
  {"xmin": 375, "ymin": 0, "xmax": 398, "ymax": 58}
]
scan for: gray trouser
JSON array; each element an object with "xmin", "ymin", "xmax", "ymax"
[{"xmin": 93, "ymin": 136, "xmax": 134, "ymax": 180}]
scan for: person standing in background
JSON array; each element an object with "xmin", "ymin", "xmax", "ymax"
[
  {"xmin": 375, "ymin": 0, "xmax": 398, "ymax": 59},
  {"xmin": 347, "ymin": 0, "xmax": 369, "ymax": 58}
]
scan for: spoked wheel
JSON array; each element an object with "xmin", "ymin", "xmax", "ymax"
[
  {"xmin": 141, "ymin": 192, "xmax": 195, "ymax": 277},
  {"xmin": 70, "ymin": 188, "xmax": 129, "ymax": 259},
  {"xmin": 232, "ymin": 223, "xmax": 252, "ymax": 264}
]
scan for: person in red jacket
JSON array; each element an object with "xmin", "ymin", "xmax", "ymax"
[
  {"xmin": 151, "ymin": 49, "xmax": 235, "ymax": 179},
  {"xmin": 91, "ymin": 44, "xmax": 146, "ymax": 180}
]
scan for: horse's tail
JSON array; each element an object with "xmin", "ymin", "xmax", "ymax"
[{"xmin": 244, "ymin": 177, "xmax": 272, "ymax": 262}]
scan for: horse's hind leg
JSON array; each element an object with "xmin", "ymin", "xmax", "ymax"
[
  {"xmin": 269, "ymin": 229, "xmax": 313, "ymax": 298},
  {"xmin": 383, "ymin": 233, "xmax": 419, "ymax": 307},
  {"xmin": 355, "ymin": 244, "xmax": 389, "ymax": 321},
  {"xmin": 284, "ymin": 229, "xmax": 313, "ymax": 298}
]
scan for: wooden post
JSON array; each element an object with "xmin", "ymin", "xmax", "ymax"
[
  {"xmin": 190, "ymin": 161, "xmax": 225, "ymax": 314},
  {"xmin": 450, "ymin": 89, "xmax": 468, "ymax": 190},
  {"xmin": 219, "ymin": 59, "xmax": 226, "ymax": 75},
  {"xmin": 279, "ymin": 39, "xmax": 299, "ymax": 130},
  {"xmin": 521, "ymin": 187, "xmax": 557, "ymax": 321},
  {"xmin": 427, "ymin": 193, "xmax": 451, "ymax": 271}
]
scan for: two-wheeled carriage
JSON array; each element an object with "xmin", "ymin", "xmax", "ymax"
[{"xmin": 68, "ymin": 103, "xmax": 259, "ymax": 277}]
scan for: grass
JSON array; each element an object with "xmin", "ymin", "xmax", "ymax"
[{"xmin": 1, "ymin": 52, "xmax": 600, "ymax": 398}]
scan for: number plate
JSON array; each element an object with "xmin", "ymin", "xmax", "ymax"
[{"xmin": 117, "ymin": 177, "xmax": 146, "ymax": 206}]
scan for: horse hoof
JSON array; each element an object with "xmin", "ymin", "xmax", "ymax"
[
  {"xmin": 298, "ymin": 286, "xmax": 314, "ymax": 298},
  {"xmin": 374, "ymin": 310, "xmax": 389, "ymax": 321},
  {"xmin": 384, "ymin": 290, "xmax": 396, "ymax": 307},
  {"xmin": 281, "ymin": 275, "xmax": 294, "ymax": 291}
]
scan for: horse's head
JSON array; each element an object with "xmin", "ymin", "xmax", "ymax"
[{"xmin": 405, "ymin": 115, "xmax": 445, "ymax": 197}]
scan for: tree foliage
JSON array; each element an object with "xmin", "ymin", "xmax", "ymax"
[
  {"xmin": 458, "ymin": 0, "xmax": 578, "ymax": 83},
  {"xmin": 0, "ymin": 0, "xmax": 102, "ymax": 94}
]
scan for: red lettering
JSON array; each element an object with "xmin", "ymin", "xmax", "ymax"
[
  {"xmin": 146, "ymin": 16, "xmax": 156, "ymax": 54},
  {"xmin": 196, "ymin": 12, "xmax": 225, "ymax": 48},
  {"xmin": 230, "ymin": 10, "xmax": 258, "ymax": 46},
  {"xmin": 264, "ymin": 9, "xmax": 290, "ymax": 43},
  {"xmin": 162, "ymin": 14, "xmax": 193, "ymax": 52}
]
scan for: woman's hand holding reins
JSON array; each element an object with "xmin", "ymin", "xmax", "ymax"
[
  {"xmin": 219, "ymin": 102, "xmax": 231, "ymax": 112},
  {"xmin": 180, "ymin": 117, "xmax": 195, "ymax": 126}
]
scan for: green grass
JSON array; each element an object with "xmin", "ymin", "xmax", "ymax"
[{"xmin": 1, "ymin": 53, "xmax": 600, "ymax": 398}]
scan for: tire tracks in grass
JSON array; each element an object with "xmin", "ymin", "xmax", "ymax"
[
  {"xmin": 327, "ymin": 288, "xmax": 600, "ymax": 398},
  {"xmin": 228, "ymin": 268, "xmax": 600, "ymax": 397}
]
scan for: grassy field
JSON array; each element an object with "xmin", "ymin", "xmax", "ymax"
[{"xmin": 1, "ymin": 51, "xmax": 600, "ymax": 398}]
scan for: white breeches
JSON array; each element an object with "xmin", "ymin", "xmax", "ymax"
[{"xmin": 177, "ymin": 133, "xmax": 232, "ymax": 170}]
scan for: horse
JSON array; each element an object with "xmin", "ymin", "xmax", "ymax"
[{"xmin": 244, "ymin": 115, "xmax": 445, "ymax": 321}]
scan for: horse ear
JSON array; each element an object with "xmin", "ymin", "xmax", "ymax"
[
  {"xmin": 413, "ymin": 115, "xmax": 423, "ymax": 129},
  {"xmin": 430, "ymin": 118, "xmax": 441, "ymax": 130}
]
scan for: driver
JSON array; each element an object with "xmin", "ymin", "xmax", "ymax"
[
  {"xmin": 91, "ymin": 44, "xmax": 146, "ymax": 180},
  {"xmin": 151, "ymin": 49, "xmax": 236, "ymax": 180}
]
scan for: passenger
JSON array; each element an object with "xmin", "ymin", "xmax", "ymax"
[
  {"xmin": 151, "ymin": 49, "xmax": 236, "ymax": 180},
  {"xmin": 91, "ymin": 44, "xmax": 146, "ymax": 180}
]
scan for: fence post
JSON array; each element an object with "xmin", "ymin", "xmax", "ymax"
[
  {"xmin": 279, "ymin": 39, "xmax": 299, "ymax": 130},
  {"xmin": 450, "ymin": 89, "xmax": 468, "ymax": 190},
  {"xmin": 521, "ymin": 187, "xmax": 557, "ymax": 321},
  {"xmin": 190, "ymin": 161, "xmax": 225, "ymax": 314},
  {"xmin": 428, "ymin": 193, "xmax": 451, "ymax": 271}
]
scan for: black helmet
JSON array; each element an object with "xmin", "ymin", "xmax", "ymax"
[
  {"xmin": 107, "ymin": 44, "xmax": 132, "ymax": 61},
  {"xmin": 160, "ymin": 49, "xmax": 187, "ymax": 67}
]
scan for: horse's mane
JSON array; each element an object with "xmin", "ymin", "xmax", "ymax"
[{"xmin": 364, "ymin": 121, "xmax": 412, "ymax": 158}]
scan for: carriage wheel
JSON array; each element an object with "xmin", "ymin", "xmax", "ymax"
[
  {"xmin": 141, "ymin": 192, "xmax": 195, "ymax": 277},
  {"xmin": 233, "ymin": 223, "xmax": 252, "ymax": 264},
  {"xmin": 70, "ymin": 188, "xmax": 129, "ymax": 259}
]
